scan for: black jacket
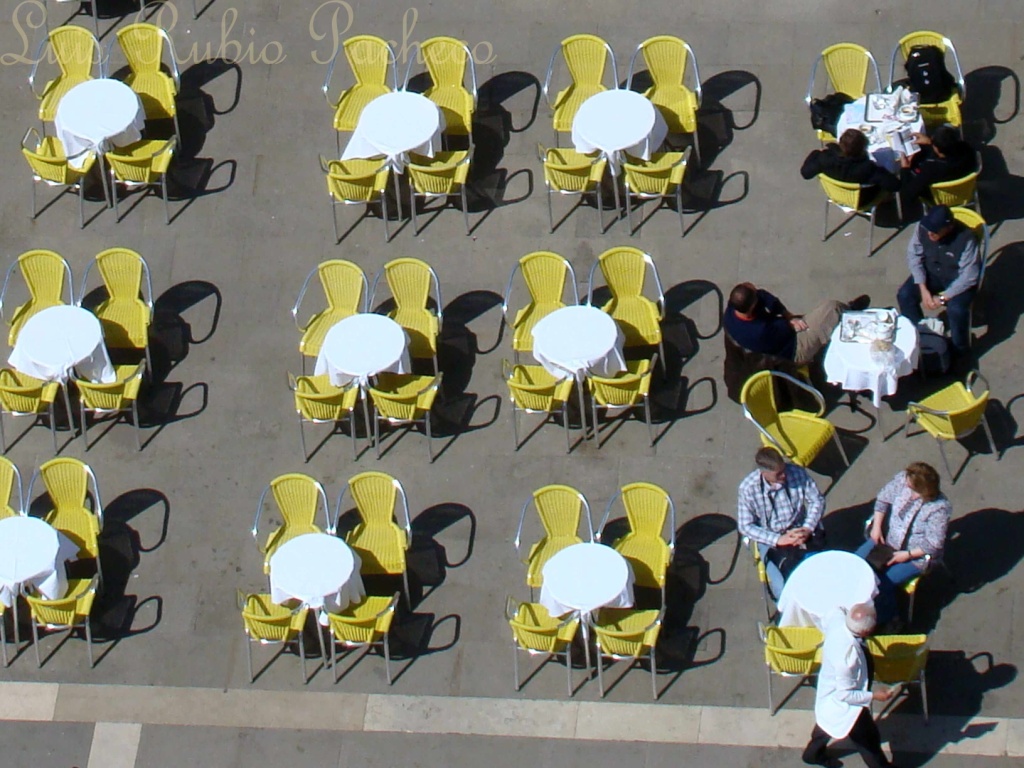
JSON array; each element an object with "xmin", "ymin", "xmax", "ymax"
[
  {"xmin": 901, "ymin": 143, "xmax": 976, "ymax": 201},
  {"xmin": 800, "ymin": 145, "xmax": 901, "ymax": 192}
]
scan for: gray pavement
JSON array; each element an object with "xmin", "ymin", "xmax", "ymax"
[{"xmin": 0, "ymin": 0, "xmax": 1021, "ymax": 764}]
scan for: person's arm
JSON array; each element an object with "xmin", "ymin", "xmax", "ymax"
[
  {"xmin": 870, "ymin": 473, "xmax": 900, "ymax": 543},
  {"xmin": 906, "ymin": 228, "xmax": 928, "ymax": 285},
  {"xmin": 830, "ymin": 643, "xmax": 875, "ymax": 707},
  {"xmin": 797, "ymin": 468, "xmax": 826, "ymax": 532},
  {"xmin": 757, "ymin": 289, "xmax": 788, "ymax": 317},
  {"xmin": 937, "ymin": 236, "xmax": 981, "ymax": 301},
  {"xmin": 737, "ymin": 479, "xmax": 781, "ymax": 548},
  {"xmin": 800, "ymin": 149, "xmax": 824, "ymax": 180},
  {"xmin": 869, "ymin": 164, "xmax": 901, "ymax": 192}
]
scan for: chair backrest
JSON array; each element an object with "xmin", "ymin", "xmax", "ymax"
[
  {"xmin": 865, "ymin": 634, "xmax": 929, "ymax": 684},
  {"xmin": 0, "ymin": 457, "xmax": 23, "ymax": 517},
  {"xmin": 318, "ymin": 259, "xmax": 365, "ymax": 315},
  {"xmin": 818, "ymin": 174, "xmax": 867, "ymax": 210},
  {"xmin": 382, "ymin": 258, "xmax": 434, "ymax": 313},
  {"xmin": 16, "ymin": 249, "xmax": 70, "ymax": 308},
  {"xmin": 533, "ymin": 484, "xmax": 589, "ymax": 540},
  {"xmin": 593, "ymin": 608, "xmax": 662, "ymax": 656},
  {"xmin": 588, "ymin": 363, "xmax": 649, "ymax": 407},
  {"xmin": 407, "ymin": 154, "xmax": 463, "ymax": 195},
  {"xmin": 293, "ymin": 374, "xmax": 352, "ymax": 421},
  {"xmin": 930, "ymin": 172, "xmax": 978, "ymax": 207},
  {"xmin": 519, "ymin": 251, "xmax": 573, "ymax": 307},
  {"xmin": 27, "ymin": 577, "xmax": 97, "ymax": 626},
  {"xmin": 77, "ymin": 363, "xmax": 144, "ymax": 411},
  {"xmin": 420, "ymin": 36, "xmax": 469, "ymax": 93},
  {"xmin": 505, "ymin": 363, "xmax": 562, "ymax": 412},
  {"xmin": 760, "ymin": 623, "xmax": 823, "ymax": 674},
  {"xmin": 561, "ymin": 35, "xmax": 612, "ymax": 88},
  {"xmin": 49, "ymin": 26, "xmax": 99, "ymax": 80},
  {"xmin": 541, "ymin": 148, "xmax": 602, "ymax": 192},
  {"xmin": 347, "ymin": 470, "xmax": 403, "ymax": 529},
  {"xmin": 324, "ymin": 158, "xmax": 385, "ymax": 203},
  {"xmin": 740, "ymin": 371, "xmax": 781, "ymax": 430},
  {"xmin": 22, "ymin": 135, "xmax": 84, "ymax": 185},
  {"xmin": 595, "ymin": 246, "xmax": 651, "ymax": 302},
  {"xmin": 619, "ymin": 482, "xmax": 673, "ymax": 542},
  {"xmin": 344, "ymin": 35, "xmax": 393, "ymax": 88},
  {"xmin": 370, "ymin": 373, "xmax": 437, "ymax": 421},
  {"xmin": 821, "ymin": 43, "xmax": 874, "ymax": 98},
  {"xmin": 898, "ymin": 30, "xmax": 947, "ymax": 60},
  {"xmin": 639, "ymin": 36, "xmax": 690, "ymax": 90},
  {"xmin": 0, "ymin": 369, "xmax": 52, "ymax": 415},
  {"xmin": 622, "ymin": 154, "xmax": 685, "ymax": 196},
  {"xmin": 328, "ymin": 594, "xmax": 398, "ymax": 643},
  {"xmin": 93, "ymin": 247, "xmax": 147, "ymax": 305},
  {"xmin": 38, "ymin": 457, "xmax": 90, "ymax": 514},
  {"xmin": 507, "ymin": 598, "xmax": 576, "ymax": 652},
  {"xmin": 107, "ymin": 139, "xmax": 174, "ymax": 183},
  {"xmin": 240, "ymin": 593, "xmax": 304, "ymax": 641},
  {"xmin": 116, "ymin": 23, "xmax": 166, "ymax": 76},
  {"xmin": 269, "ymin": 473, "xmax": 324, "ymax": 530}
]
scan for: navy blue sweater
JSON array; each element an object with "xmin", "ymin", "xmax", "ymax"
[{"xmin": 723, "ymin": 289, "xmax": 797, "ymax": 360}]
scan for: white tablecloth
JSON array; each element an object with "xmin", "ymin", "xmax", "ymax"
[
  {"xmin": 824, "ymin": 315, "xmax": 919, "ymax": 408},
  {"xmin": 571, "ymin": 90, "xmax": 669, "ymax": 173},
  {"xmin": 54, "ymin": 79, "xmax": 145, "ymax": 170},
  {"xmin": 0, "ymin": 516, "xmax": 78, "ymax": 607},
  {"xmin": 269, "ymin": 533, "xmax": 366, "ymax": 622},
  {"xmin": 539, "ymin": 542, "xmax": 634, "ymax": 617},
  {"xmin": 836, "ymin": 93, "xmax": 925, "ymax": 174},
  {"xmin": 313, "ymin": 313, "xmax": 411, "ymax": 387},
  {"xmin": 8, "ymin": 306, "xmax": 115, "ymax": 383},
  {"xmin": 777, "ymin": 551, "xmax": 878, "ymax": 630},
  {"xmin": 341, "ymin": 91, "xmax": 444, "ymax": 173},
  {"xmin": 531, "ymin": 305, "xmax": 626, "ymax": 380}
]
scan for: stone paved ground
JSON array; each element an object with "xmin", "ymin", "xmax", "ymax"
[{"xmin": 0, "ymin": 0, "xmax": 1021, "ymax": 764}]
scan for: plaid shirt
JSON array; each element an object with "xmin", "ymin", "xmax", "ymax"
[{"xmin": 737, "ymin": 464, "xmax": 825, "ymax": 548}]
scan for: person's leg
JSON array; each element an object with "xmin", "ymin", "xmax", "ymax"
[
  {"xmin": 897, "ymin": 276, "xmax": 923, "ymax": 324},
  {"xmin": 794, "ymin": 299, "xmax": 847, "ymax": 363},
  {"xmin": 875, "ymin": 561, "xmax": 924, "ymax": 624},
  {"xmin": 802, "ymin": 723, "xmax": 837, "ymax": 766},
  {"xmin": 944, "ymin": 288, "xmax": 976, "ymax": 356},
  {"xmin": 765, "ymin": 559, "xmax": 785, "ymax": 602},
  {"xmin": 847, "ymin": 707, "xmax": 894, "ymax": 768}
]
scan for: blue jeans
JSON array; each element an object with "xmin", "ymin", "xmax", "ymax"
[
  {"xmin": 855, "ymin": 539, "xmax": 923, "ymax": 624},
  {"xmin": 897, "ymin": 275, "xmax": 975, "ymax": 355}
]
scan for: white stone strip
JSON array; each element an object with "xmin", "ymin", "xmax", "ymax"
[{"xmin": 87, "ymin": 722, "xmax": 142, "ymax": 768}]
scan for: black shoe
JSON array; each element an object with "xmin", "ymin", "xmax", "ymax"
[
  {"xmin": 846, "ymin": 294, "xmax": 871, "ymax": 311},
  {"xmin": 802, "ymin": 757, "xmax": 842, "ymax": 768}
]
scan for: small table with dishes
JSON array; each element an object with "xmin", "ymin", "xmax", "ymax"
[
  {"xmin": 341, "ymin": 91, "xmax": 445, "ymax": 175},
  {"xmin": 836, "ymin": 89, "xmax": 925, "ymax": 174},
  {"xmin": 54, "ymin": 79, "xmax": 145, "ymax": 172},
  {"xmin": 539, "ymin": 541, "xmax": 634, "ymax": 667},
  {"xmin": 0, "ymin": 515, "xmax": 79, "ymax": 609},
  {"xmin": 530, "ymin": 305, "xmax": 626, "ymax": 438},
  {"xmin": 776, "ymin": 550, "xmax": 878, "ymax": 630}
]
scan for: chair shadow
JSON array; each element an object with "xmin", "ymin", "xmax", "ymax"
[
  {"xmin": 962, "ymin": 65, "xmax": 1020, "ymax": 146},
  {"xmin": 150, "ymin": 279, "xmax": 223, "ymax": 382},
  {"xmin": 972, "ymin": 242, "xmax": 1024, "ymax": 358},
  {"xmin": 977, "ymin": 148, "xmax": 1024, "ymax": 225}
]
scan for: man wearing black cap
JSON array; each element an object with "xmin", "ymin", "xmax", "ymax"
[{"xmin": 897, "ymin": 204, "xmax": 980, "ymax": 358}]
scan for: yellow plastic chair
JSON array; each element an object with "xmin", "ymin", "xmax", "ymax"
[
  {"xmin": 588, "ymin": 246, "xmax": 666, "ymax": 362},
  {"xmin": 368, "ymin": 373, "xmax": 442, "ymax": 462},
  {"xmin": 406, "ymin": 151, "xmax": 472, "ymax": 236},
  {"xmin": 628, "ymin": 36, "xmax": 702, "ymax": 162},
  {"xmin": 591, "ymin": 607, "xmax": 664, "ymax": 699},
  {"xmin": 514, "ymin": 485, "xmax": 593, "ymax": 592},
  {"xmin": 889, "ymin": 32, "xmax": 965, "ymax": 127},
  {"xmin": 403, "ymin": 37, "xmax": 477, "ymax": 139},
  {"xmin": 805, "ymin": 44, "xmax": 882, "ymax": 143},
  {"xmin": 0, "ymin": 457, "xmax": 24, "ymax": 519},
  {"xmin": 819, "ymin": 175, "xmax": 895, "ymax": 257},
  {"xmin": 538, "ymin": 144, "xmax": 608, "ymax": 233},
  {"xmin": 288, "ymin": 373, "xmax": 361, "ymax": 461},
  {"xmin": 28, "ymin": 26, "xmax": 101, "ymax": 125},
  {"xmin": 866, "ymin": 634, "xmax": 930, "ymax": 722},
  {"xmin": 743, "ymin": 537, "xmax": 776, "ymax": 619},
  {"xmin": 502, "ymin": 251, "xmax": 579, "ymax": 360},
  {"xmin": 251, "ymin": 474, "xmax": 330, "ymax": 574},
  {"xmin": 588, "ymin": 357, "xmax": 658, "ymax": 448},
  {"xmin": 337, "ymin": 471, "xmax": 412, "ymax": 607},
  {"xmin": 370, "ymin": 259, "xmax": 443, "ymax": 373},
  {"xmin": 74, "ymin": 362, "xmax": 145, "ymax": 452},
  {"xmin": 622, "ymin": 149, "xmax": 691, "ymax": 237},
  {"xmin": 741, "ymin": 371, "xmax": 850, "ymax": 469},
  {"xmin": 906, "ymin": 370, "xmax": 995, "ymax": 482},
  {"xmin": 292, "ymin": 260, "xmax": 368, "ymax": 370},
  {"xmin": 319, "ymin": 156, "xmax": 392, "ymax": 243},
  {"xmin": 326, "ymin": 592, "xmax": 399, "ymax": 684},
  {"xmin": 80, "ymin": 247, "xmax": 154, "ymax": 371},
  {"xmin": 928, "ymin": 170, "xmax": 980, "ymax": 210},
  {"xmin": 598, "ymin": 482, "xmax": 675, "ymax": 605},
  {"xmin": 949, "ymin": 206, "xmax": 990, "ymax": 345},
  {"xmin": 29, "ymin": 459, "xmax": 103, "ymax": 582},
  {"xmin": 110, "ymin": 24, "xmax": 181, "ymax": 139},
  {"xmin": 21, "ymin": 128, "xmax": 97, "ymax": 228},
  {"xmin": 543, "ymin": 35, "xmax": 617, "ymax": 139},
  {"xmin": 758, "ymin": 622, "xmax": 824, "ymax": 714},
  {"xmin": 322, "ymin": 36, "xmax": 397, "ymax": 143},
  {"xmin": 0, "ymin": 370, "xmax": 60, "ymax": 454},
  {"xmin": 106, "ymin": 136, "xmax": 176, "ymax": 224},
  {"xmin": 25, "ymin": 575, "xmax": 98, "ymax": 668},
  {"xmin": 0, "ymin": 249, "xmax": 73, "ymax": 347},
  {"xmin": 238, "ymin": 590, "xmax": 309, "ymax": 683},
  {"xmin": 502, "ymin": 360, "xmax": 574, "ymax": 453},
  {"xmin": 506, "ymin": 596, "xmax": 580, "ymax": 696}
]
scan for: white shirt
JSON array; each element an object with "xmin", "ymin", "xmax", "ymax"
[{"xmin": 814, "ymin": 612, "xmax": 874, "ymax": 738}]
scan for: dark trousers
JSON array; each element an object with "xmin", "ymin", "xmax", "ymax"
[
  {"xmin": 897, "ymin": 275, "xmax": 975, "ymax": 355},
  {"xmin": 803, "ymin": 707, "xmax": 893, "ymax": 768}
]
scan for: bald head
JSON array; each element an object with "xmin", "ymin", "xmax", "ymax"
[{"xmin": 845, "ymin": 603, "xmax": 877, "ymax": 637}]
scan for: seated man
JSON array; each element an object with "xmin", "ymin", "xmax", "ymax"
[
  {"xmin": 724, "ymin": 283, "xmax": 866, "ymax": 365},
  {"xmin": 899, "ymin": 124, "xmax": 977, "ymax": 204},
  {"xmin": 737, "ymin": 446, "xmax": 827, "ymax": 599},
  {"xmin": 896, "ymin": 204, "xmax": 980, "ymax": 359},
  {"xmin": 800, "ymin": 128, "xmax": 901, "ymax": 195}
]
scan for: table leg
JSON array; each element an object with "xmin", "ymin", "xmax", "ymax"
[
  {"xmin": 314, "ymin": 606, "xmax": 330, "ymax": 666},
  {"xmin": 61, "ymin": 381, "xmax": 74, "ymax": 440},
  {"xmin": 360, "ymin": 385, "xmax": 373, "ymax": 452},
  {"xmin": 580, "ymin": 614, "xmax": 592, "ymax": 678},
  {"xmin": 576, "ymin": 373, "xmax": 589, "ymax": 441}
]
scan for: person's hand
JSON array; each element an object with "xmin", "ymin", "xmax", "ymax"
[
  {"xmin": 872, "ymin": 686, "xmax": 897, "ymax": 702},
  {"xmin": 789, "ymin": 317, "xmax": 809, "ymax": 332},
  {"xmin": 887, "ymin": 550, "xmax": 913, "ymax": 566},
  {"xmin": 898, "ymin": 152, "xmax": 911, "ymax": 169},
  {"xmin": 869, "ymin": 523, "xmax": 884, "ymax": 545},
  {"xmin": 792, "ymin": 527, "xmax": 812, "ymax": 544},
  {"xmin": 777, "ymin": 529, "xmax": 803, "ymax": 546}
]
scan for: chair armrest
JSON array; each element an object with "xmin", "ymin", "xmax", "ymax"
[
  {"xmin": 906, "ymin": 401, "xmax": 950, "ymax": 418},
  {"xmin": 28, "ymin": 38, "xmax": 49, "ymax": 98},
  {"xmin": 21, "ymin": 126, "xmax": 40, "ymax": 151},
  {"xmin": 685, "ymin": 43, "xmax": 703, "ymax": 107},
  {"xmin": 321, "ymin": 47, "xmax": 343, "ymax": 108},
  {"xmin": 542, "ymin": 47, "xmax": 559, "ymax": 110},
  {"xmin": 374, "ymin": 592, "xmax": 401, "ymax": 619},
  {"xmin": 415, "ymin": 373, "xmax": 442, "ymax": 397}
]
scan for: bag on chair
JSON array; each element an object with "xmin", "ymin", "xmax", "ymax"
[
  {"xmin": 905, "ymin": 45, "xmax": 956, "ymax": 104},
  {"xmin": 809, "ymin": 93, "xmax": 853, "ymax": 136}
]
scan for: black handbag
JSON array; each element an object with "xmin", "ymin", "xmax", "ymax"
[{"xmin": 809, "ymin": 93, "xmax": 853, "ymax": 136}]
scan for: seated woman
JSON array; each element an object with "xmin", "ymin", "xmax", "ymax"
[
  {"xmin": 800, "ymin": 128, "xmax": 901, "ymax": 193},
  {"xmin": 855, "ymin": 462, "xmax": 950, "ymax": 623},
  {"xmin": 899, "ymin": 123, "xmax": 977, "ymax": 203}
]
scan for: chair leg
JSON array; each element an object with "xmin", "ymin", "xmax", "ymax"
[
  {"xmin": 677, "ymin": 185, "xmax": 685, "ymax": 237},
  {"xmin": 380, "ymin": 191, "xmax": 391, "ymax": 243},
  {"xmin": 868, "ymin": 207, "xmax": 876, "ymax": 256},
  {"xmin": 246, "ymin": 638, "xmax": 254, "ymax": 682},
  {"xmin": 511, "ymin": 406, "xmax": 520, "ymax": 450},
  {"xmin": 767, "ymin": 666, "xmax": 774, "ymax": 713},
  {"xmin": 644, "ymin": 396, "xmax": 654, "ymax": 447},
  {"xmin": 374, "ymin": 407, "xmax": 381, "ymax": 459},
  {"xmin": 982, "ymin": 414, "xmax": 997, "ymax": 458},
  {"xmin": 513, "ymin": 643, "xmax": 520, "ymax": 691},
  {"xmin": 331, "ymin": 201, "xmax": 340, "ymax": 242},
  {"xmin": 564, "ymin": 648, "xmax": 573, "ymax": 697},
  {"xmin": 0, "ymin": 411, "xmax": 6, "ymax": 454},
  {"xmin": 80, "ymin": 401, "xmax": 89, "ymax": 451},
  {"xmin": 691, "ymin": 128, "xmax": 702, "ymax": 169},
  {"xmin": 921, "ymin": 673, "xmax": 929, "ymax": 723},
  {"xmin": 907, "ymin": 589, "xmax": 916, "ymax": 624},
  {"xmin": 626, "ymin": 192, "xmax": 636, "ymax": 235},
  {"xmin": 461, "ymin": 185, "xmax": 470, "ymax": 235},
  {"xmin": 30, "ymin": 179, "xmax": 37, "ymax": 220},
  {"xmin": 298, "ymin": 631, "xmax": 308, "ymax": 684},
  {"xmin": 595, "ymin": 648, "xmax": 605, "ymax": 697},
  {"xmin": 332, "ymin": 633, "xmax": 340, "ymax": 682},
  {"xmin": 85, "ymin": 618, "xmax": 94, "ymax": 668},
  {"xmin": 591, "ymin": 397, "xmax": 600, "ymax": 450},
  {"xmin": 48, "ymin": 403, "xmax": 58, "ymax": 454},
  {"xmin": 547, "ymin": 188, "xmax": 555, "ymax": 233},
  {"xmin": 425, "ymin": 411, "xmax": 434, "ymax": 463},
  {"xmin": 162, "ymin": 174, "xmax": 170, "ymax": 225},
  {"xmin": 298, "ymin": 415, "xmax": 308, "ymax": 462},
  {"xmin": 111, "ymin": 171, "xmax": 121, "ymax": 221},
  {"xmin": 562, "ymin": 403, "xmax": 570, "ymax": 454},
  {"xmin": 78, "ymin": 182, "xmax": 86, "ymax": 229},
  {"xmin": 611, "ymin": 171, "xmax": 622, "ymax": 228},
  {"xmin": 410, "ymin": 189, "xmax": 419, "ymax": 235},
  {"xmin": 32, "ymin": 619, "xmax": 41, "ymax": 668},
  {"xmin": 349, "ymin": 410, "xmax": 358, "ymax": 459},
  {"xmin": 833, "ymin": 430, "xmax": 849, "ymax": 467},
  {"xmin": 595, "ymin": 187, "xmax": 604, "ymax": 233},
  {"xmin": 383, "ymin": 633, "xmax": 392, "ymax": 685},
  {"xmin": 649, "ymin": 647, "xmax": 658, "ymax": 700},
  {"xmin": 822, "ymin": 199, "xmax": 829, "ymax": 241},
  {"xmin": 132, "ymin": 399, "xmax": 141, "ymax": 452},
  {"xmin": 402, "ymin": 568, "xmax": 411, "ymax": 610}
]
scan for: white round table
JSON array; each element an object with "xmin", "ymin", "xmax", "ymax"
[
  {"xmin": 0, "ymin": 516, "xmax": 77, "ymax": 607},
  {"xmin": 824, "ymin": 315, "xmax": 919, "ymax": 408},
  {"xmin": 268, "ymin": 533, "xmax": 366, "ymax": 620},
  {"xmin": 776, "ymin": 550, "xmax": 878, "ymax": 630},
  {"xmin": 539, "ymin": 542, "xmax": 634, "ymax": 617},
  {"xmin": 313, "ymin": 313, "xmax": 411, "ymax": 388},
  {"xmin": 571, "ymin": 90, "xmax": 669, "ymax": 172},
  {"xmin": 8, "ymin": 306, "xmax": 115, "ymax": 384},
  {"xmin": 531, "ymin": 305, "xmax": 626, "ymax": 380},
  {"xmin": 836, "ymin": 94, "xmax": 925, "ymax": 174},
  {"xmin": 54, "ymin": 79, "xmax": 145, "ymax": 170},
  {"xmin": 340, "ymin": 91, "xmax": 444, "ymax": 173}
]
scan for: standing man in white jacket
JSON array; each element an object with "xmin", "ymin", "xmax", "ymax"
[{"xmin": 802, "ymin": 603, "xmax": 899, "ymax": 768}]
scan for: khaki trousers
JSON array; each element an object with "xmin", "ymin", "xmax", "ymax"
[{"xmin": 794, "ymin": 300, "xmax": 847, "ymax": 364}]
